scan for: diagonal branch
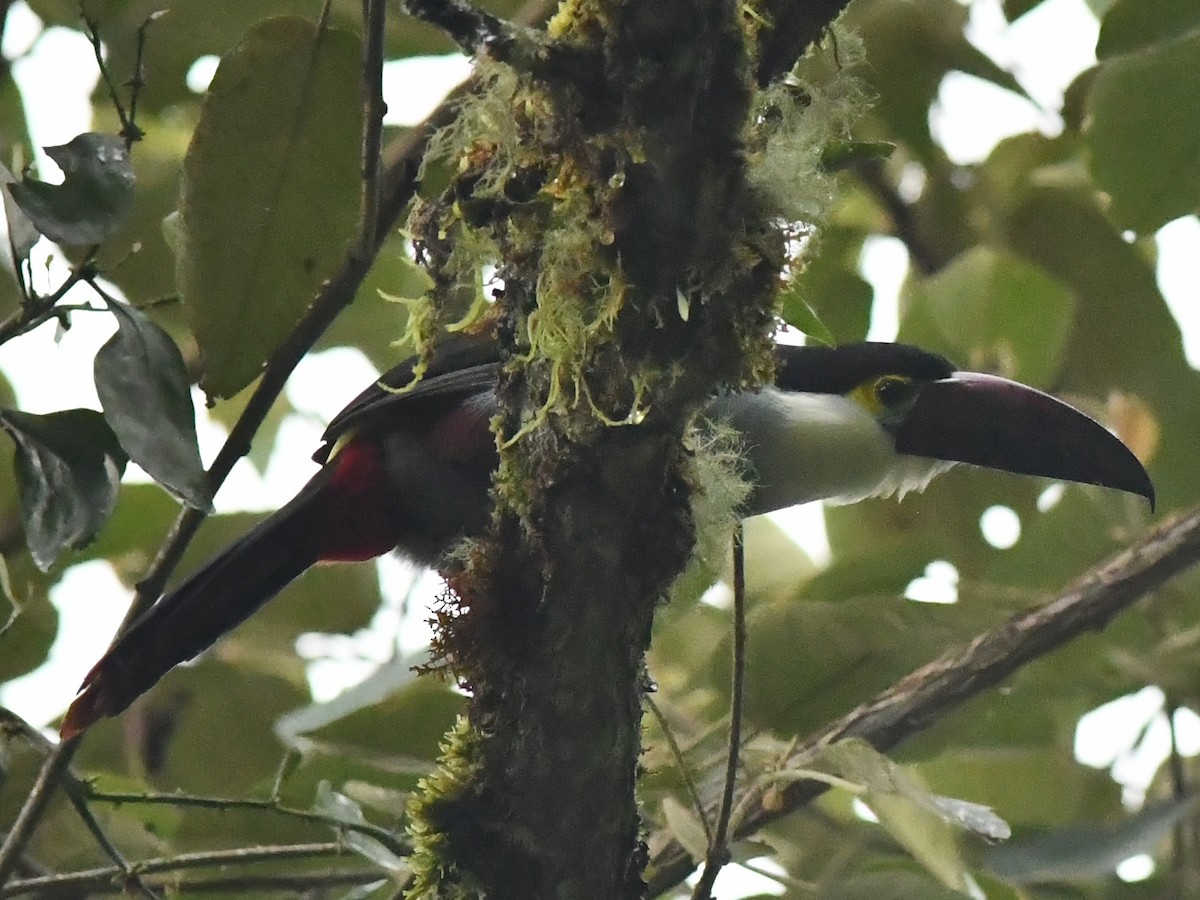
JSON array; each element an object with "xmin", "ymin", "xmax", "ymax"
[{"xmin": 647, "ymin": 502, "xmax": 1200, "ymax": 895}]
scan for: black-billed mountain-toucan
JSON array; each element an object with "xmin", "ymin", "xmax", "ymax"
[{"xmin": 60, "ymin": 335, "xmax": 1153, "ymax": 737}]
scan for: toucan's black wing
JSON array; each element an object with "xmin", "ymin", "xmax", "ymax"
[{"xmin": 316, "ymin": 333, "xmax": 501, "ymax": 462}]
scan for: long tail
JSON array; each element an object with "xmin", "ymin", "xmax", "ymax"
[{"xmin": 60, "ymin": 472, "xmax": 336, "ymax": 739}]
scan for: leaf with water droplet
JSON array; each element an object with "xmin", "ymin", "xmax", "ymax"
[
  {"xmin": 7, "ymin": 133, "xmax": 135, "ymax": 246},
  {"xmin": 0, "ymin": 407, "xmax": 127, "ymax": 570}
]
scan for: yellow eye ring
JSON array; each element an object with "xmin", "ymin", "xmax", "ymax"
[{"xmin": 873, "ymin": 375, "xmax": 914, "ymax": 407}]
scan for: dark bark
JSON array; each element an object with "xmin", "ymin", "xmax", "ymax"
[{"xmin": 399, "ymin": 0, "xmax": 857, "ymax": 895}]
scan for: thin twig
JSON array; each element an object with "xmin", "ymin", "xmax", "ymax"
[
  {"xmin": 648, "ymin": 503, "xmax": 1200, "ymax": 895},
  {"xmin": 80, "ymin": 10, "xmax": 145, "ymax": 145},
  {"xmin": 0, "ymin": 709, "xmax": 156, "ymax": 897},
  {"xmin": 691, "ymin": 524, "xmax": 746, "ymax": 899},
  {"xmin": 0, "ymin": 256, "xmax": 96, "ymax": 347},
  {"xmin": 6, "ymin": 868, "xmax": 393, "ymax": 896},
  {"xmin": 0, "ymin": 742, "xmax": 77, "ymax": 886},
  {"xmin": 122, "ymin": 11, "xmax": 161, "ymax": 147},
  {"xmin": 85, "ymin": 789, "xmax": 410, "ymax": 857},
  {"xmin": 61, "ymin": 787, "xmax": 161, "ymax": 900},
  {"xmin": 854, "ymin": 159, "xmax": 941, "ymax": 276},
  {"xmin": 358, "ymin": 0, "xmax": 387, "ymax": 258},
  {"xmin": 0, "ymin": 843, "xmax": 349, "ymax": 898},
  {"xmin": 645, "ymin": 696, "xmax": 713, "ymax": 847},
  {"xmin": 1166, "ymin": 692, "xmax": 1191, "ymax": 889}
]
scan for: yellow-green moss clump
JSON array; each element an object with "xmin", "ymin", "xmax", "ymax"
[{"xmin": 404, "ymin": 715, "xmax": 485, "ymax": 899}]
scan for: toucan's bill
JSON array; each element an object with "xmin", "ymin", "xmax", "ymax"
[{"xmin": 894, "ymin": 372, "xmax": 1155, "ymax": 507}]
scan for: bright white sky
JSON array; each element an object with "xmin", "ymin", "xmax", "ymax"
[{"xmin": 0, "ymin": 0, "xmax": 1196, "ymax": 890}]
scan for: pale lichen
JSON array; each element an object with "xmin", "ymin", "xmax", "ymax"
[
  {"xmin": 747, "ymin": 27, "xmax": 869, "ymax": 226},
  {"xmin": 686, "ymin": 419, "xmax": 754, "ymax": 567}
]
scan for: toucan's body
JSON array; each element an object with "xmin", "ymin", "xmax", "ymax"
[{"xmin": 60, "ymin": 336, "xmax": 1153, "ymax": 738}]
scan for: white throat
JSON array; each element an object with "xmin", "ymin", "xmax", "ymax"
[{"xmin": 708, "ymin": 387, "xmax": 954, "ymax": 516}]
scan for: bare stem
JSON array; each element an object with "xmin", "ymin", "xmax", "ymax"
[
  {"xmin": 0, "ymin": 843, "xmax": 351, "ymax": 898},
  {"xmin": 691, "ymin": 524, "xmax": 746, "ymax": 899},
  {"xmin": 359, "ymin": 0, "xmax": 387, "ymax": 258},
  {"xmin": 85, "ymin": 788, "xmax": 410, "ymax": 857}
]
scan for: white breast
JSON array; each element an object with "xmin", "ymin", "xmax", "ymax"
[{"xmin": 707, "ymin": 388, "xmax": 953, "ymax": 516}]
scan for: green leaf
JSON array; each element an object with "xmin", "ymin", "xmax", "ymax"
[
  {"xmin": 0, "ymin": 568, "xmax": 56, "ymax": 683},
  {"xmin": 787, "ymin": 224, "xmax": 874, "ymax": 344},
  {"xmin": 985, "ymin": 794, "xmax": 1198, "ymax": 883},
  {"xmin": 822, "ymin": 871, "xmax": 974, "ymax": 900},
  {"xmin": 275, "ymin": 651, "xmax": 429, "ymax": 746},
  {"xmin": 338, "ymin": 880, "xmax": 392, "ymax": 900},
  {"xmin": 1001, "ymin": 0, "xmax": 1042, "ymax": 20},
  {"xmin": 848, "ymin": 0, "xmax": 1026, "ymax": 162},
  {"xmin": 0, "ymin": 408, "xmax": 127, "ymax": 570},
  {"xmin": 0, "ymin": 161, "xmax": 39, "ymax": 265},
  {"xmin": 927, "ymin": 794, "xmax": 1011, "ymax": 842},
  {"xmin": 1004, "ymin": 187, "xmax": 1195, "ymax": 510},
  {"xmin": 341, "ymin": 781, "xmax": 410, "ymax": 818},
  {"xmin": 901, "ymin": 246, "xmax": 1075, "ymax": 389},
  {"xmin": 94, "ymin": 300, "xmax": 209, "ymax": 508},
  {"xmin": 820, "ymin": 139, "xmax": 896, "ymax": 172},
  {"xmin": 779, "ymin": 282, "xmax": 835, "ymax": 346},
  {"xmin": 1087, "ymin": 31, "xmax": 1200, "ymax": 233},
  {"xmin": 6, "ymin": 133, "xmax": 135, "ymax": 246},
  {"xmin": 285, "ymin": 676, "xmax": 464, "ymax": 775},
  {"xmin": 661, "ymin": 796, "xmax": 710, "ymax": 863},
  {"xmin": 816, "ymin": 739, "xmax": 974, "ymax": 891},
  {"xmin": 0, "ymin": 555, "xmax": 14, "ymax": 638},
  {"xmin": 314, "ymin": 781, "xmax": 409, "ymax": 872},
  {"xmin": 723, "ymin": 587, "xmax": 1010, "ymax": 739},
  {"xmin": 177, "ymin": 16, "xmax": 362, "ymax": 398},
  {"xmin": 913, "ymin": 747, "xmax": 1121, "ymax": 830},
  {"xmin": 1097, "ymin": 0, "xmax": 1200, "ymax": 58},
  {"xmin": 74, "ymin": 657, "xmax": 309, "ymax": 802}
]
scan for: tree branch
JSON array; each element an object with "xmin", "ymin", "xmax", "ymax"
[
  {"xmin": 0, "ymin": 843, "xmax": 352, "ymax": 898},
  {"xmin": 357, "ymin": 0, "xmax": 387, "ymax": 258},
  {"xmin": 648, "ymin": 503, "xmax": 1200, "ymax": 894},
  {"xmin": 84, "ymin": 789, "xmax": 409, "ymax": 857},
  {"xmin": 752, "ymin": 0, "xmax": 854, "ymax": 86},
  {"xmin": 853, "ymin": 159, "xmax": 943, "ymax": 276},
  {"xmin": 692, "ymin": 524, "xmax": 746, "ymax": 899}
]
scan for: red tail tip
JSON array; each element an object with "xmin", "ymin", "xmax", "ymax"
[{"xmin": 60, "ymin": 677, "xmax": 110, "ymax": 740}]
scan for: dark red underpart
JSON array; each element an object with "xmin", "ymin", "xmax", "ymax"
[
  {"xmin": 311, "ymin": 440, "xmax": 403, "ymax": 562},
  {"xmin": 426, "ymin": 401, "xmax": 495, "ymax": 462}
]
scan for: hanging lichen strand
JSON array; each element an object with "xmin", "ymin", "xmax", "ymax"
[{"xmin": 398, "ymin": 0, "xmax": 859, "ymax": 895}]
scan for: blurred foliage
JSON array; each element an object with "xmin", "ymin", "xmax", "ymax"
[{"xmin": 0, "ymin": 0, "xmax": 1196, "ymax": 897}]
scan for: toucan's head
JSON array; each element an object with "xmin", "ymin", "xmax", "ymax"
[{"xmin": 715, "ymin": 342, "xmax": 1154, "ymax": 515}]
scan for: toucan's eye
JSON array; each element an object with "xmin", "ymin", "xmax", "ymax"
[{"xmin": 874, "ymin": 375, "xmax": 916, "ymax": 407}]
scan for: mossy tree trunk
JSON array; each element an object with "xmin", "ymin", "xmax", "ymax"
[{"xmin": 403, "ymin": 0, "xmax": 853, "ymax": 895}]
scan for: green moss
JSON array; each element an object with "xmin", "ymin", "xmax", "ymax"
[{"xmin": 404, "ymin": 715, "xmax": 485, "ymax": 899}]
